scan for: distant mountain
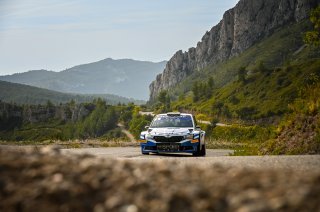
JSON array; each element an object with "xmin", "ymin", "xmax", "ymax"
[
  {"xmin": 0, "ymin": 58, "xmax": 166, "ymax": 100},
  {"xmin": 0, "ymin": 80, "xmax": 145, "ymax": 105}
]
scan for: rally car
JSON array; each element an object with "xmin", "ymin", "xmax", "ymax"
[{"xmin": 139, "ymin": 112, "xmax": 206, "ymax": 156}]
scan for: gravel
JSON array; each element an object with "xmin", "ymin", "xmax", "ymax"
[{"xmin": 0, "ymin": 146, "xmax": 320, "ymax": 212}]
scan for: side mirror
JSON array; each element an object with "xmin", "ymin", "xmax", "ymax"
[
  {"xmin": 195, "ymin": 125, "xmax": 201, "ymax": 130},
  {"xmin": 145, "ymin": 126, "xmax": 150, "ymax": 129}
]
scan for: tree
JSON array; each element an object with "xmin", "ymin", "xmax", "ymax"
[
  {"xmin": 258, "ymin": 61, "xmax": 269, "ymax": 74},
  {"xmin": 304, "ymin": 6, "xmax": 320, "ymax": 46},
  {"xmin": 158, "ymin": 90, "xmax": 168, "ymax": 105},
  {"xmin": 119, "ymin": 106, "xmax": 133, "ymax": 128},
  {"xmin": 205, "ymin": 77, "xmax": 214, "ymax": 99},
  {"xmin": 79, "ymin": 101, "xmax": 118, "ymax": 138},
  {"xmin": 238, "ymin": 66, "xmax": 248, "ymax": 83},
  {"xmin": 192, "ymin": 82, "xmax": 200, "ymax": 102},
  {"xmin": 129, "ymin": 115, "xmax": 152, "ymax": 138},
  {"xmin": 192, "ymin": 79, "xmax": 214, "ymax": 101},
  {"xmin": 46, "ymin": 100, "xmax": 54, "ymax": 107},
  {"xmin": 208, "ymin": 76, "xmax": 214, "ymax": 89},
  {"xmin": 157, "ymin": 90, "xmax": 171, "ymax": 112}
]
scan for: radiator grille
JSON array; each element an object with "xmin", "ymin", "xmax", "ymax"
[{"xmin": 153, "ymin": 136, "xmax": 184, "ymax": 143}]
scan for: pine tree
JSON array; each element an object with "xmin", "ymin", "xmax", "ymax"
[{"xmin": 304, "ymin": 6, "xmax": 320, "ymax": 46}]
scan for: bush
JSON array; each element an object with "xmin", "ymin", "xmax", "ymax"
[
  {"xmin": 209, "ymin": 125, "xmax": 275, "ymax": 143},
  {"xmin": 129, "ymin": 115, "xmax": 152, "ymax": 138},
  {"xmin": 236, "ymin": 107, "xmax": 258, "ymax": 119}
]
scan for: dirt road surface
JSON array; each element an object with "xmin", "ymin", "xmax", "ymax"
[
  {"xmin": 1, "ymin": 146, "xmax": 320, "ymax": 211},
  {"xmin": 62, "ymin": 147, "xmax": 320, "ymax": 172}
]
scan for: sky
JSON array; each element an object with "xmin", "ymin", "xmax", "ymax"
[{"xmin": 0, "ymin": 0, "xmax": 239, "ymax": 75}]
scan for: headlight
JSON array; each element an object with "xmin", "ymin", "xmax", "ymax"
[
  {"xmin": 139, "ymin": 134, "xmax": 147, "ymax": 143},
  {"xmin": 139, "ymin": 134, "xmax": 145, "ymax": 140},
  {"xmin": 185, "ymin": 134, "xmax": 193, "ymax": 140}
]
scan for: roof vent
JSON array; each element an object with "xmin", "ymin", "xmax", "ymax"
[{"xmin": 167, "ymin": 112, "xmax": 181, "ymax": 116}]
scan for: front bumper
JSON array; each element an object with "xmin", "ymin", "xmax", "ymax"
[{"xmin": 140, "ymin": 140, "xmax": 199, "ymax": 154}]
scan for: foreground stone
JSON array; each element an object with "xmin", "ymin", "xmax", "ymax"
[{"xmin": 0, "ymin": 147, "xmax": 319, "ymax": 212}]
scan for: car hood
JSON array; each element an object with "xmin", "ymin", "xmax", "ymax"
[{"xmin": 149, "ymin": 128, "xmax": 192, "ymax": 136}]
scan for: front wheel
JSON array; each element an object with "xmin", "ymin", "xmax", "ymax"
[
  {"xmin": 193, "ymin": 142, "xmax": 205, "ymax": 157},
  {"xmin": 142, "ymin": 152, "xmax": 149, "ymax": 155},
  {"xmin": 200, "ymin": 144, "xmax": 206, "ymax": 156},
  {"xmin": 192, "ymin": 141, "xmax": 201, "ymax": 156}
]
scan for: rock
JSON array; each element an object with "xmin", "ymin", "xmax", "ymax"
[{"xmin": 149, "ymin": 0, "xmax": 319, "ymax": 100}]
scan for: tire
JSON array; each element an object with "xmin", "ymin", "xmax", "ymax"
[
  {"xmin": 193, "ymin": 142, "xmax": 201, "ymax": 156},
  {"xmin": 200, "ymin": 144, "xmax": 206, "ymax": 156},
  {"xmin": 142, "ymin": 152, "xmax": 149, "ymax": 155},
  {"xmin": 193, "ymin": 143, "xmax": 206, "ymax": 157}
]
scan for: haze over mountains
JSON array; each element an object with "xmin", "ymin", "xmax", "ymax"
[{"xmin": 0, "ymin": 58, "xmax": 166, "ymax": 100}]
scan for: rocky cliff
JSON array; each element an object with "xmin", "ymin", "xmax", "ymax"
[{"xmin": 149, "ymin": 0, "xmax": 319, "ymax": 100}]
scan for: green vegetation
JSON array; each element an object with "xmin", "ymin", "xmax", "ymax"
[
  {"xmin": 0, "ymin": 99, "xmax": 123, "ymax": 142},
  {"xmin": 77, "ymin": 100, "xmax": 117, "ymax": 138},
  {"xmin": 192, "ymin": 77, "xmax": 214, "ymax": 102},
  {"xmin": 171, "ymin": 59, "xmax": 320, "ymax": 121},
  {"xmin": 237, "ymin": 67, "xmax": 248, "ymax": 83},
  {"xmin": 118, "ymin": 103, "xmax": 152, "ymax": 139},
  {"xmin": 0, "ymin": 97, "xmax": 154, "ymax": 143},
  {"xmin": 210, "ymin": 125, "xmax": 275, "ymax": 143},
  {"xmin": 304, "ymin": 6, "xmax": 320, "ymax": 46},
  {"xmin": 201, "ymin": 122, "xmax": 275, "ymax": 155},
  {"xmin": 148, "ymin": 14, "xmax": 320, "ymax": 155},
  {"xmin": 2, "ymin": 9, "xmax": 320, "ymax": 155},
  {"xmin": 150, "ymin": 90, "xmax": 172, "ymax": 113},
  {"xmin": 261, "ymin": 77, "xmax": 320, "ymax": 155},
  {"xmin": 170, "ymin": 21, "xmax": 314, "ymax": 98},
  {"xmin": 184, "ymin": 56, "xmax": 320, "ymax": 155},
  {"xmin": 170, "ymin": 21, "xmax": 319, "ymax": 120},
  {"xmin": 129, "ymin": 116, "xmax": 151, "ymax": 139}
]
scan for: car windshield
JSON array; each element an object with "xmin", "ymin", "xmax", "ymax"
[{"xmin": 150, "ymin": 115, "xmax": 194, "ymax": 128}]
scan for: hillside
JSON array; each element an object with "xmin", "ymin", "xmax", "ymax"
[
  {"xmin": 169, "ymin": 21, "xmax": 320, "ymax": 120},
  {"xmin": 149, "ymin": 0, "xmax": 320, "ymax": 120},
  {"xmin": 0, "ymin": 58, "xmax": 166, "ymax": 100},
  {"xmin": 149, "ymin": 0, "xmax": 318, "ymax": 100},
  {"xmin": 146, "ymin": 0, "xmax": 320, "ymax": 155},
  {"xmin": 0, "ymin": 80, "xmax": 144, "ymax": 105}
]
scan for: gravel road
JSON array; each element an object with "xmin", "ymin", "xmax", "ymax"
[{"xmin": 1, "ymin": 146, "xmax": 320, "ymax": 211}]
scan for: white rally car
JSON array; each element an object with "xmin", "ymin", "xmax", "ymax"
[{"xmin": 139, "ymin": 112, "xmax": 206, "ymax": 156}]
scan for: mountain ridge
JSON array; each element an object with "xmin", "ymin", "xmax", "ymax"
[
  {"xmin": 0, "ymin": 58, "xmax": 166, "ymax": 100},
  {"xmin": 0, "ymin": 80, "xmax": 145, "ymax": 105}
]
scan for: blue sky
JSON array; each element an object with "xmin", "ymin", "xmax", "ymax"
[{"xmin": 0, "ymin": 0, "xmax": 239, "ymax": 75}]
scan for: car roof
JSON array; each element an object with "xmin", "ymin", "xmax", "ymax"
[{"xmin": 157, "ymin": 113, "xmax": 192, "ymax": 116}]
